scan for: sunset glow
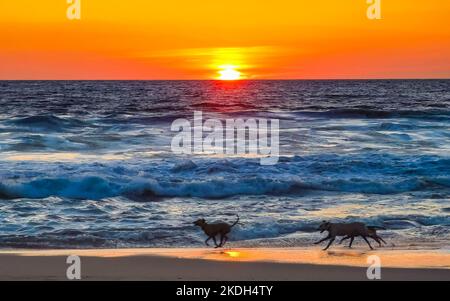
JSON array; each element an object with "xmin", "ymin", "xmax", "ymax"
[{"xmin": 0, "ymin": 1, "xmax": 449, "ymax": 79}]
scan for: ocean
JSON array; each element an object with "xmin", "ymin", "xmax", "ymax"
[{"xmin": 0, "ymin": 80, "xmax": 449, "ymax": 249}]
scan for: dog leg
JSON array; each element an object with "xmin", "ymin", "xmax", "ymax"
[
  {"xmin": 362, "ymin": 236, "xmax": 374, "ymax": 250},
  {"xmin": 205, "ymin": 237, "xmax": 211, "ymax": 246},
  {"xmin": 212, "ymin": 236, "xmax": 220, "ymax": 248},
  {"xmin": 373, "ymin": 236, "xmax": 382, "ymax": 247},
  {"xmin": 348, "ymin": 236, "xmax": 354, "ymax": 248},
  {"xmin": 339, "ymin": 236, "xmax": 350, "ymax": 244},
  {"xmin": 221, "ymin": 235, "xmax": 229, "ymax": 247},
  {"xmin": 218, "ymin": 234, "xmax": 225, "ymax": 247},
  {"xmin": 323, "ymin": 237, "xmax": 335, "ymax": 250},
  {"xmin": 378, "ymin": 236, "xmax": 387, "ymax": 245},
  {"xmin": 314, "ymin": 235, "xmax": 331, "ymax": 245},
  {"xmin": 368, "ymin": 235, "xmax": 380, "ymax": 246}
]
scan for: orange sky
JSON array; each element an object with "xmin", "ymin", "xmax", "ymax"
[{"xmin": 1, "ymin": 0, "xmax": 449, "ymax": 79}]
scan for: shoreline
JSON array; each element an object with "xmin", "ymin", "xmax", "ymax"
[{"xmin": 0, "ymin": 247, "xmax": 448, "ymax": 281}]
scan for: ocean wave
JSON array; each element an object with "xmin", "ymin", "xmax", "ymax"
[
  {"xmin": 2, "ymin": 135, "xmax": 89, "ymax": 152},
  {"xmin": 1, "ymin": 172, "xmax": 449, "ymax": 200},
  {"xmin": 0, "ymin": 154, "xmax": 449, "ymax": 199},
  {"xmin": 0, "ymin": 177, "xmax": 120, "ymax": 200},
  {"xmin": 6, "ymin": 115, "xmax": 89, "ymax": 132},
  {"xmin": 0, "ymin": 177, "xmax": 300, "ymax": 200},
  {"xmin": 291, "ymin": 109, "xmax": 450, "ymax": 120}
]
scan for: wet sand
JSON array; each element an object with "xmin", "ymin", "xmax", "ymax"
[{"xmin": 0, "ymin": 247, "xmax": 448, "ymax": 281}]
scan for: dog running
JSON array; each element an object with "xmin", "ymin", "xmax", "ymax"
[
  {"xmin": 194, "ymin": 215, "xmax": 240, "ymax": 248},
  {"xmin": 314, "ymin": 221, "xmax": 385, "ymax": 250},
  {"xmin": 339, "ymin": 226, "xmax": 387, "ymax": 247}
]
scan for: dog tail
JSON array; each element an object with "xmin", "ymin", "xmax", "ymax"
[
  {"xmin": 231, "ymin": 215, "xmax": 240, "ymax": 228},
  {"xmin": 368, "ymin": 226, "xmax": 386, "ymax": 230}
]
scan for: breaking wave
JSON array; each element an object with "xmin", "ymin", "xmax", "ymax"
[{"xmin": 1, "ymin": 154, "xmax": 449, "ymax": 200}]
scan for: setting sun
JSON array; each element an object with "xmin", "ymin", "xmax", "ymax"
[{"xmin": 218, "ymin": 65, "xmax": 241, "ymax": 80}]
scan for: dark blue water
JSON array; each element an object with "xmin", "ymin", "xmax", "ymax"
[{"xmin": 0, "ymin": 80, "xmax": 449, "ymax": 249}]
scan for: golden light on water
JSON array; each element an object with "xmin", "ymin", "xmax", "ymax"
[
  {"xmin": 224, "ymin": 251, "xmax": 241, "ymax": 258},
  {"xmin": 217, "ymin": 65, "xmax": 241, "ymax": 80}
]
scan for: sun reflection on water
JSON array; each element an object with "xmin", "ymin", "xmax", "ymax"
[{"xmin": 224, "ymin": 251, "xmax": 241, "ymax": 258}]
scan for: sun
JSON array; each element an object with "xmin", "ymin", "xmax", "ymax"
[{"xmin": 217, "ymin": 65, "xmax": 241, "ymax": 80}]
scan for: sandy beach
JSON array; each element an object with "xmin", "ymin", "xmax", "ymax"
[
  {"xmin": 0, "ymin": 247, "xmax": 448, "ymax": 281},
  {"xmin": 1, "ymin": 0, "xmax": 450, "ymax": 287}
]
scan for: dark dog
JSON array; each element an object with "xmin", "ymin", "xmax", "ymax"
[
  {"xmin": 339, "ymin": 226, "xmax": 387, "ymax": 247},
  {"xmin": 314, "ymin": 221, "xmax": 374, "ymax": 250},
  {"xmin": 194, "ymin": 215, "xmax": 239, "ymax": 248}
]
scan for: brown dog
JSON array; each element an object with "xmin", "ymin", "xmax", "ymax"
[
  {"xmin": 194, "ymin": 215, "xmax": 239, "ymax": 248},
  {"xmin": 339, "ymin": 226, "xmax": 387, "ymax": 247},
  {"xmin": 314, "ymin": 221, "xmax": 374, "ymax": 250}
]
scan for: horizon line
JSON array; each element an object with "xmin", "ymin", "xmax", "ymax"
[{"xmin": 1, "ymin": 78, "xmax": 449, "ymax": 81}]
